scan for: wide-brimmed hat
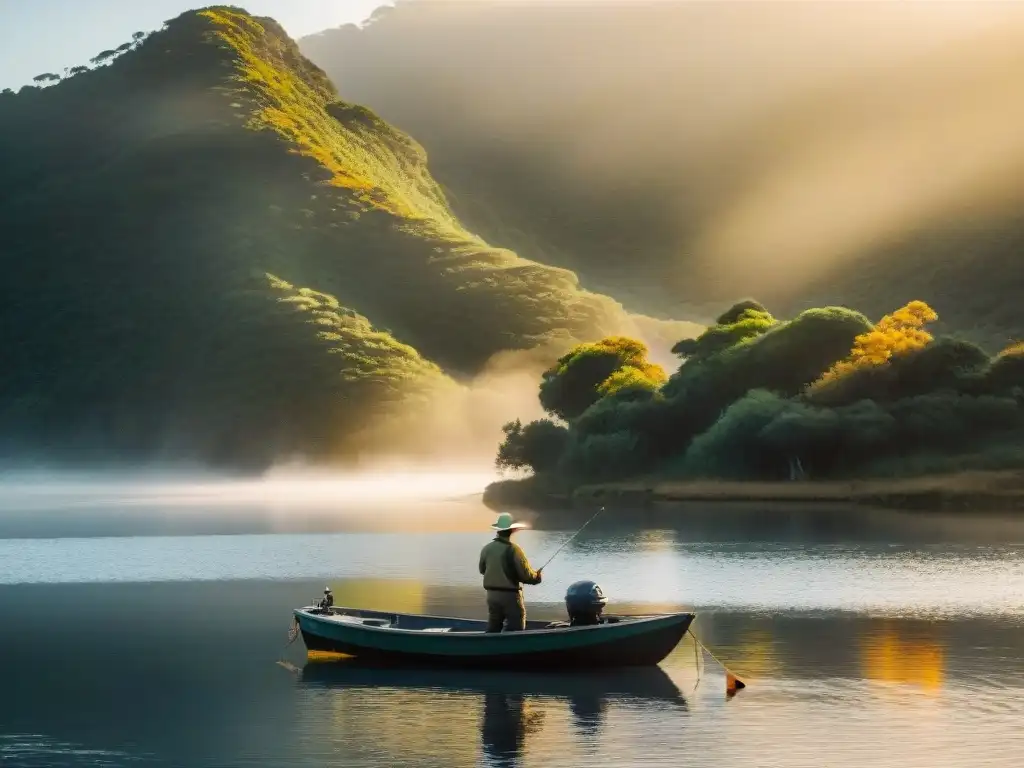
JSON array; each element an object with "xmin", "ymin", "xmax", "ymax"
[{"xmin": 491, "ymin": 512, "xmax": 529, "ymax": 532}]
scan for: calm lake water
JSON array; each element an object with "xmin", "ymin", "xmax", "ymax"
[{"xmin": 2, "ymin": 474, "xmax": 1024, "ymax": 767}]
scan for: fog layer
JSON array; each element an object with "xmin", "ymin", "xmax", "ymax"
[{"xmin": 303, "ymin": 1, "xmax": 1024, "ymax": 324}]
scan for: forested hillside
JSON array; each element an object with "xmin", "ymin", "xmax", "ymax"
[{"xmin": 0, "ymin": 6, "xmax": 697, "ymax": 470}]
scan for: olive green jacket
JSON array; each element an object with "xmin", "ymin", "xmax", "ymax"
[{"xmin": 479, "ymin": 536, "xmax": 542, "ymax": 591}]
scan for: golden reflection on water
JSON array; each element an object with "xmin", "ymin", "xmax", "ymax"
[
  {"xmin": 631, "ymin": 529, "xmax": 678, "ymax": 553},
  {"xmin": 686, "ymin": 610, "xmax": 954, "ymax": 692},
  {"xmin": 718, "ymin": 627, "xmax": 778, "ymax": 680},
  {"xmin": 305, "ymin": 650, "xmax": 352, "ymax": 662},
  {"xmin": 688, "ymin": 614, "xmax": 783, "ymax": 681},
  {"xmin": 860, "ymin": 623, "xmax": 945, "ymax": 692},
  {"xmin": 299, "ymin": 660, "xmax": 689, "ymax": 768},
  {"xmin": 329, "ymin": 578, "xmax": 426, "ymax": 614},
  {"xmin": 327, "ymin": 687, "xmax": 483, "ymax": 767},
  {"xmin": 313, "ymin": 679, "xmax": 596, "ymax": 768}
]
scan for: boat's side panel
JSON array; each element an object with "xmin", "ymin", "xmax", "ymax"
[
  {"xmin": 296, "ymin": 612, "xmax": 686, "ymax": 657},
  {"xmin": 296, "ymin": 612, "xmax": 693, "ymax": 669}
]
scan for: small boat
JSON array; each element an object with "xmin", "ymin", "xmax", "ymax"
[{"xmin": 292, "ymin": 605, "xmax": 695, "ymax": 669}]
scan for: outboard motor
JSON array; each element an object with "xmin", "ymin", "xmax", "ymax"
[{"xmin": 565, "ymin": 580, "xmax": 608, "ymax": 626}]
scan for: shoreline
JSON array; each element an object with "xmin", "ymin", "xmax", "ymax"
[{"xmin": 483, "ymin": 469, "xmax": 1024, "ymax": 514}]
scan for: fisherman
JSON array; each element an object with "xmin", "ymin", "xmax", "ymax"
[
  {"xmin": 479, "ymin": 512, "xmax": 543, "ymax": 632},
  {"xmin": 318, "ymin": 587, "xmax": 334, "ymax": 613}
]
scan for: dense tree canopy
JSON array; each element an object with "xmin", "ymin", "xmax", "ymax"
[
  {"xmin": 671, "ymin": 301, "xmax": 777, "ymax": 363},
  {"xmin": 495, "ymin": 298, "xmax": 1024, "ymax": 485},
  {"xmin": 984, "ymin": 343, "xmax": 1024, "ymax": 394},
  {"xmin": 809, "ymin": 301, "xmax": 938, "ymax": 393},
  {"xmin": 537, "ymin": 336, "xmax": 666, "ymax": 422},
  {"xmin": 495, "ymin": 419, "xmax": 570, "ymax": 474}
]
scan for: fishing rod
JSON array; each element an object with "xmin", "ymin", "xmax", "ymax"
[
  {"xmin": 538, "ymin": 506, "xmax": 605, "ymax": 572},
  {"xmin": 534, "ymin": 507, "xmax": 747, "ymax": 694}
]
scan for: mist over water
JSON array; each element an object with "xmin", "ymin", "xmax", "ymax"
[
  {"xmin": 0, "ymin": 465, "xmax": 502, "ymax": 538},
  {"xmin": 0, "ymin": 465, "xmax": 499, "ymax": 505}
]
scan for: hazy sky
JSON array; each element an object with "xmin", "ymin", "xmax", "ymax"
[{"xmin": 0, "ymin": 0, "xmax": 394, "ymax": 90}]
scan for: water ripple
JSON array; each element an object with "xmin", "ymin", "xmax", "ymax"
[
  {"xmin": 0, "ymin": 735, "xmax": 155, "ymax": 767},
  {"xmin": 1, "ymin": 532, "xmax": 1022, "ymax": 618}
]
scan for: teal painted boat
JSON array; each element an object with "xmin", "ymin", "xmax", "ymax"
[{"xmin": 293, "ymin": 605, "xmax": 695, "ymax": 669}]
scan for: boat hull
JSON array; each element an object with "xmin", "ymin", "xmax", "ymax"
[{"xmin": 294, "ymin": 607, "xmax": 694, "ymax": 670}]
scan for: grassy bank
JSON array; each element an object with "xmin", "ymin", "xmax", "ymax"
[{"xmin": 484, "ymin": 469, "xmax": 1024, "ymax": 514}]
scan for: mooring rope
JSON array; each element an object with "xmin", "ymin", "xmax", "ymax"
[
  {"xmin": 275, "ymin": 617, "xmax": 302, "ymax": 674},
  {"xmin": 688, "ymin": 628, "xmax": 746, "ymax": 693},
  {"xmin": 692, "ymin": 629, "xmax": 703, "ymax": 691},
  {"xmin": 285, "ymin": 616, "xmax": 300, "ymax": 646}
]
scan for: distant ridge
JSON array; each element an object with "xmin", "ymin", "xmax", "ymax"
[{"xmin": 301, "ymin": 1, "xmax": 1024, "ymax": 349}]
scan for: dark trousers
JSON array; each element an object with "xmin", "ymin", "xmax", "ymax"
[{"xmin": 486, "ymin": 589, "xmax": 525, "ymax": 632}]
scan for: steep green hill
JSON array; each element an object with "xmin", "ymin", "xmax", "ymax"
[
  {"xmin": 301, "ymin": 1, "xmax": 1024, "ymax": 347},
  {"xmin": 0, "ymin": 6, "xmax": 698, "ymax": 471}
]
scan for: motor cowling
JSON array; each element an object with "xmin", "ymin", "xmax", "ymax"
[{"xmin": 565, "ymin": 580, "xmax": 608, "ymax": 626}]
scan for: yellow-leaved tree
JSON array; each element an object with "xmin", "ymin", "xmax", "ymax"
[
  {"xmin": 809, "ymin": 300, "xmax": 938, "ymax": 392},
  {"xmin": 538, "ymin": 336, "xmax": 667, "ymax": 421},
  {"xmin": 997, "ymin": 341, "xmax": 1024, "ymax": 359}
]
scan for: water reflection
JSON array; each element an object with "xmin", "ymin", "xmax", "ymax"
[
  {"xmin": 860, "ymin": 623, "xmax": 946, "ymax": 691},
  {"xmin": 480, "ymin": 693, "xmax": 544, "ymax": 767},
  {"xmin": 6, "ymin": 523, "xmax": 1024, "ymax": 621},
  {"xmin": 299, "ymin": 662, "xmax": 687, "ymax": 767},
  {"xmin": 2, "ymin": 579, "xmax": 1024, "ymax": 766},
  {"xmin": 326, "ymin": 578, "xmax": 426, "ymax": 615},
  {"xmin": 566, "ymin": 691, "xmax": 606, "ymax": 738},
  {"xmin": 686, "ymin": 609, "xmax": 1024, "ymax": 688}
]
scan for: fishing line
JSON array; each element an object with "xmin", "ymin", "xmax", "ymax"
[{"xmin": 538, "ymin": 506, "xmax": 605, "ymax": 572}]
